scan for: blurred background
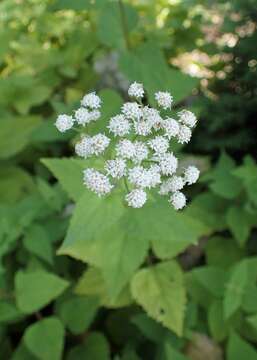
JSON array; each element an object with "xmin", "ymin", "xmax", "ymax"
[{"xmin": 0, "ymin": 0, "xmax": 257, "ymax": 359}]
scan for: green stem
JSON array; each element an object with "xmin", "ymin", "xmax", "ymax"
[
  {"xmin": 124, "ymin": 177, "xmax": 130, "ymax": 192},
  {"xmin": 118, "ymin": 0, "xmax": 131, "ymax": 50}
]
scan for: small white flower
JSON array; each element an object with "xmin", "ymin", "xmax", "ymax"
[
  {"xmin": 134, "ymin": 120, "xmax": 152, "ymax": 136},
  {"xmin": 108, "ymin": 114, "xmax": 131, "ymax": 137},
  {"xmin": 91, "ymin": 134, "xmax": 110, "ymax": 155},
  {"xmin": 178, "ymin": 110, "xmax": 197, "ymax": 128},
  {"xmin": 128, "ymin": 82, "xmax": 144, "ymax": 98},
  {"xmin": 184, "ymin": 166, "xmax": 200, "ymax": 185},
  {"xmin": 125, "ymin": 189, "xmax": 147, "ymax": 208},
  {"xmin": 128, "ymin": 166, "xmax": 149, "ymax": 188},
  {"xmin": 158, "ymin": 152, "xmax": 178, "ymax": 176},
  {"xmin": 88, "ymin": 110, "xmax": 101, "ymax": 122},
  {"xmin": 170, "ymin": 191, "xmax": 186, "ymax": 210},
  {"xmin": 147, "ymin": 165, "xmax": 161, "ymax": 188},
  {"xmin": 74, "ymin": 108, "xmax": 90, "ymax": 126},
  {"xmin": 81, "ymin": 92, "xmax": 101, "ymax": 109},
  {"xmin": 143, "ymin": 106, "xmax": 163, "ymax": 130},
  {"xmin": 155, "ymin": 91, "xmax": 173, "ymax": 110},
  {"xmin": 162, "ymin": 118, "xmax": 180, "ymax": 139},
  {"xmin": 83, "ymin": 168, "xmax": 113, "ymax": 196},
  {"xmin": 122, "ymin": 102, "xmax": 142, "ymax": 120},
  {"xmin": 105, "ymin": 159, "xmax": 127, "ymax": 179},
  {"xmin": 116, "ymin": 139, "xmax": 135, "ymax": 159},
  {"xmin": 132, "ymin": 141, "xmax": 149, "ymax": 164},
  {"xmin": 177, "ymin": 125, "xmax": 192, "ymax": 144},
  {"xmin": 159, "ymin": 176, "xmax": 184, "ymax": 195},
  {"xmin": 148, "ymin": 136, "xmax": 169, "ymax": 155},
  {"xmin": 55, "ymin": 114, "xmax": 74, "ymax": 132},
  {"xmin": 75, "ymin": 136, "xmax": 92, "ymax": 158}
]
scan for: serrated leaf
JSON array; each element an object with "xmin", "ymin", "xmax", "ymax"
[
  {"xmin": 227, "ymin": 332, "xmax": 257, "ymax": 360},
  {"xmin": 15, "ymin": 270, "xmax": 69, "ymax": 313},
  {"xmin": 224, "ymin": 260, "xmax": 249, "ymax": 319},
  {"xmin": 57, "ymin": 295, "xmax": 99, "ymax": 334},
  {"xmin": 226, "ymin": 206, "xmax": 252, "ymax": 247},
  {"xmin": 131, "ymin": 261, "xmax": 186, "ymax": 336},
  {"xmin": 208, "ymin": 300, "xmax": 228, "ymax": 342},
  {"xmin": 24, "ymin": 317, "xmax": 64, "ymax": 360}
]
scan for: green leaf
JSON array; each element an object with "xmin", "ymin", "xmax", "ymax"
[
  {"xmin": 23, "ymin": 224, "xmax": 53, "ymax": 265},
  {"xmin": 15, "ymin": 270, "xmax": 69, "ymax": 313},
  {"xmin": 119, "ymin": 42, "xmax": 199, "ymax": 103},
  {"xmin": 208, "ymin": 300, "xmax": 229, "ymax": 342},
  {"xmin": 97, "ymin": 3, "xmax": 138, "ymax": 48},
  {"xmin": 41, "ymin": 158, "xmax": 86, "ymax": 201},
  {"xmin": 233, "ymin": 156, "xmax": 257, "ymax": 205},
  {"xmin": 131, "ymin": 313, "xmax": 165, "ymax": 343},
  {"xmin": 131, "ymin": 261, "xmax": 186, "ymax": 336},
  {"xmin": 57, "ymin": 295, "xmax": 99, "ymax": 334},
  {"xmin": 0, "ymin": 116, "xmax": 41, "ymax": 159},
  {"xmin": 246, "ymin": 313, "xmax": 257, "ymax": 332},
  {"xmin": 75, "ymin": 266, "xmax": 133, "ymax": 308},
  {"xmin": 24, "ymin": 317, "xmax": 64, "ymax": 360},
  {"xmin": 226, "ymin": 206, "xmax": 252, "ymax": 247},
  {"xmin": 227, "ymin": 332, "xmax": 257, "ymax": 360},
  {"xmin": 224, "ymin": 260, "xmax": 249, "ymax": 319},
  {"xmin": 51, "ymin": 0, "xmax": 91, "ymax": 11},
  {"xmin": 0, "ymin": 301, "xmax": 23, "ymax": 323},
  {"xmin": 67, "ymin": 332, "xmax": 110, "ymax": 360},
  {"xmin": 164, "ymin": 343, "xmax": 190, "ymax": 360}
]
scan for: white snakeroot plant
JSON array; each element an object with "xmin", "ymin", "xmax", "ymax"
[{"xmin": 55, "ymin": 85, "xmax": 200, "ymax": 209}]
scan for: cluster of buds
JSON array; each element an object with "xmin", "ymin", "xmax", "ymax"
[{"xmin": 55, "ymin": 82, "xmax": 200, "ymax": 209}]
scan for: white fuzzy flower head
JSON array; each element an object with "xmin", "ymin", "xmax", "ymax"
[
  {"xmin": 155, "ymin": 91, "xmax": 173, "ymax": 110},
  {"xmin": 88, "ymin": 110, "xmax": 101, "ymax": 122},
  {"xmin": 74, "ymin": 108, "xmax": 90, "ymax": 126},
  {"xmin": 128, "ymin": 166, "xmax": 149, "ymax": 188},
  {"xmin": 116, "ymin": 139, "xmax": 135, "ymax": 159},
  {"xmin": 75, "ymin": 136, "xmax": 92, "ymax": 158},
  {"xmin": 55, "ymin": 114, "xmax": 74, "ymax": 133},
  {"xmin": 158, "ymin": 152, "xmax": 178, "ymax": 176},
  {"xmin": 162, "ymin": 118, "xmax": 180, "ymax": 139},
  {"xmin": 128, "ymin": 82, "xmax": 144, "ymax": 98},
  {"xmin": 184, "ymin": 166, "xmax": 200, "ymax": 185},
  {"xmin": 105, "ymin": 159, "xmax": 127, "ymax": 179},
  {"xmin": 147, "ymin": 165, "xmax": 161, "ymax": 188},
  {"xmin": 125, "ymin": 189, "xmax": 147, "ymax": 208},
  {"xmin": 91, "ymin": 134, "xmax": 110, "ymax": 155},
  {"xmin": 177, "ymin": 125, "xmax": 192, "ymax": 144},
  {"xmin": 159, "ymin": 176, "xmax": 184, "ymax": 195},
  {"xmin": 108, "ymin": 115, "xmax": 131, "ymax": 137},
  {"xmin": 132, "ymin": 141, "xmax": 149, "ymax": 164},
  {"xmin": 170, "ymin": 191, "xmax": 186, "ymax": 210},
  {"xmin": 83, "ymin": 168, "xmax": 113, "ymax": 196},
  {"xmin": 178, "ymin": 110, "xmax": 197, "ymax": 128},
  {"xmin": 148, "ymin": 136, "xmax": 169, "ymax": 155},
  {"xmin": 81, "ymin": 92, "xmax": 101, "ymax": 109},
  {"xmin": 122, "ymin": 102, "xmax": 142, "ymax": 120},
  {"xmin": 134, "ymin": 120, "xmax": 152, "ymax": 136}
]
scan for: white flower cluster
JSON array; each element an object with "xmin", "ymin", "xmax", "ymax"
[{"xmin": 55, "ymin": 83, "xmax": 200, "ymax": 209}]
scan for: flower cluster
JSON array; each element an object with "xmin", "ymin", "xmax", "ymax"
[{"xmin": 55, "ymin": 82, "xmax": 200, "ymax": 209}]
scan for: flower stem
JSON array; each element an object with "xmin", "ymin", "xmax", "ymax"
[
  {"xmin": 118, "ymin": 0, "xmax": 131, "ymax": 50},
  {"xmin": 124, "ymin": 177, "xmax": 130, "ymax": 192}
]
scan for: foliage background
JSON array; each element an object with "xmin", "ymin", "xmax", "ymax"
[{"xmin": 0, "ymin": 0, "xmax": 257, "ymax": 359}]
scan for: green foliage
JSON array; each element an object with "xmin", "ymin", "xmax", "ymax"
[{"xmin": 0, "ymin": 0, "xmax": 256, "ymax": 358}]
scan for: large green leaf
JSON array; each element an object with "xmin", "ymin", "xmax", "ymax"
[
  {"xmin": 15, "ymin": 270, "xmax": 69, "ymax": 313},
  {"xmin": 226, "ymin": 206, "xmax": 253, "ymax": 247},
  {"xmin": 119, "ymin": 42, "xmax": 199, "ymax": 103},
  {"xmin": 233, "ymin": 156, "xmax": 257, "ymax": 205},
  {"xmin": 51, "ymin": 0, "xmax": 91, "ymax": 11},
  {"xmin": 131, "ymin": 261, "xmax": 186, "ymax": 336},
  {"xmin": 24, "ymin": 317, "xmax": 64, "ymax": 360},
  {"xmin": 227, "ymin": 332, "xmax": 257, "ymax": 360},
  {"xmin": 0, "ymin": 116, "xmax": 41, "ymax": 159},
  {"xmin": 208, "ymin": 300, "xmax": 229, "ymax": 342}
]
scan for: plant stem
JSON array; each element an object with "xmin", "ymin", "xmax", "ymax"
[
  {"xmin": 124, "ymin": 177, "xmax": 130, "ymax": 192},
  {"xmin": 118, "ymin": 0, "xmax": 131, "ymax": 50}
]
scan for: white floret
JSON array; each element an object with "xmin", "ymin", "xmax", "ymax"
[
  {"xmin": 132, "ymin": 141, "xmax": 149, "ymax": 164},
  {"xmin": 158, "ymin": 152, "xmax": 178, "ymax": 176},
  {"xmin": 81, "ymin": 92, "xmax": 101, "ymax": 109},
  {"xmin": 75, "ymin": 136, "xmax": 92, "ymax": 158},
  {"xmin": 184, "ymin": 166, "xmax": 200, "ymax": 185},
  {"xmin": 90, "ymin": 134, "xmax": 110, "ymax": 155},
  {"xmin": 88, "ymin": 110, "xmax": 101, "ymax": 122},
  {"xmin": 83, "ymin": 168, "xmax": 113, "ymax": 196},
  {"xmin": 159, "ymin": 176, "xmax": 184, "ymax": 195},
  {"xmin": 147, "ymin": 164, "xmax": 161, "ymax": 188},
  {"xmin": 105, "ymin": 159, "xmax": 127, "ymax": 179},
  {"xmin": 125, "ymin": 189, "xmax": 147, "ymax": 208},
  {"xmin": 177, "ymin": 125, "xmax": 192, "ymax": 144},
  {"xmin": 74, "ymin": 108, "xmax": 90, "ymax": 126},
  {"xmin": 121, "ymin": 102, "xmax": 142, "ymax": 120},
  {"xmin": 116, "ymin": 139, "xmax": 135, "ymax": 159},
  {"xmin": 128, "ymin": 82, "xmax": 144, "ymax": 98},
  {"xmin": 134, "ymin": 120, "xmax": 152, "ymax": 136},
  {"xmin": 169, "ymin": 191, "xmax": 186, "ymax": 210},
  {"xmin": 128, "ymin": 166, "xmax": 149, "ymax": 188},
  {"xmin": 162, "ymin": 118, "xmax": 180, "ymax": 139},
  {"xmin": 155, "ymin": 91, "xmax": 173, "ymax": 110},
  {"xmin": 55, "ymin": 114, "xmax": 74, "ymax": 132},
  {"xmin": 178, "ymin": 110, "xmax": 197, "ymax": 128},
  {"xmin": 148, "ymin": 136, "xmax": 169, "ymax": 155},
  {"xmin": 108, "ymin": 114, "xmax": 131, "ymax": 137}
]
